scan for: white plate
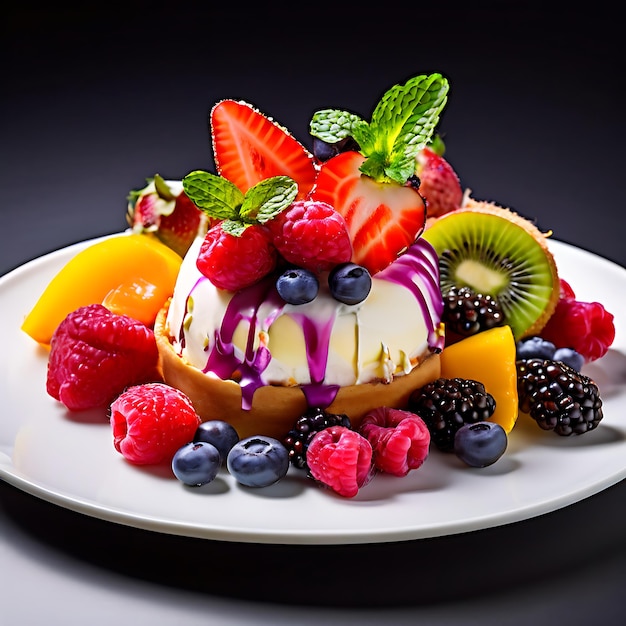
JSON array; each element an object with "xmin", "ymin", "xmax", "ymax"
[{"xmin": 1, "ymin": 236, "xmax": 625, "ymax": 545}]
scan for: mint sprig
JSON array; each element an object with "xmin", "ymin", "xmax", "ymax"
[
  {"xmin": 310, "ymin": 73, "xmax": 449, "ymax": 185},
  {"xmin": 182, "ymin": 171, "xmax": 298, "ymax": 237}
]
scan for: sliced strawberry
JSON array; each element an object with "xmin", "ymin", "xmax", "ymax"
[
  {"xmin": 211, "ymin": 100, "xmax": 318, "ymax": 200},
  {"xmin": 309, "ymin": 151, "xmax": 426, "ymax": 275}
]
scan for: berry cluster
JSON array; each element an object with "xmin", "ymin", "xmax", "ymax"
[
  {"xmin": 285, "ymin": 406, "xmax": 433, "ymax": 497},
  {"xmin": 442, "ymin": 286, "xmax": 504, "ymax": 337},
  {"xmin": 283, "ymin": 384, "xmax": 508, "ymax": 498},
  {"xmin": 517, "ymin": 359, "xmax": 603, "ymax": 436}
]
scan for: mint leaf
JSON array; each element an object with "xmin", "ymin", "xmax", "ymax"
[
  {"xmin": 372, "ymin": 73, "xmax": 449, "ymax": 161},
  {"xmin": 350, "ymin": 119, "xmax": 375, "ymax": 154},
  {"xmin": 239, "ymin": 176, "xmax": 298, "ymax": 224},
  {"xmin": 310, "ymin": 109, "xmax": 364, "ymax": 143},
  {"xmin": 182, "ymin": 170, "xmax": 244, "ymax": 221}
]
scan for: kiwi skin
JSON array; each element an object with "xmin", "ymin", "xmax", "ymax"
[{"xmin": 423, "ymin": 199, "xmax": 560, "ymax": 340}]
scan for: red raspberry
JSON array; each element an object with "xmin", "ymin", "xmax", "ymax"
[
  {"xmin": 196, "ymin": 221, "xmax": 277, "ymax": 291},
  {"xmin": 110, "ymin": 383, "xmax": 201, "ymax": 465},
  {"xmin": 306, "ymin": 426, "xmax": 373, "ymax": 498},
  {"xmin": 266, "ymin": 200, "xmax": 352, "ymax": 273},
  {"xmin": 359, "ymin": 407, "xmax": 430, "ymax": 476},
  {"xmin": 46, "ymin": 304, "xmax": 160, "ymax": 411},
  {"xmin": 559, "ymin": 278, "xmax": 576, "ymax": 300},
  {"xmin": 541, "ymin": 297, "xmax": 615, "ymax": 362}
]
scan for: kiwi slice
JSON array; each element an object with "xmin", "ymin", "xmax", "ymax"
[{"xmin": 422, "ymin": 199, "xmax": 560, "ymax": 340}]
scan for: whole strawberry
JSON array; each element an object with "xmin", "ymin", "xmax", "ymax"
[
  {"xmin": 266, "ymin": 200, "xmax": 352, "ymax": 273},
  {"xmin": 183, "ymin": 172, "xmax": 299, "ymax": 291},
  {"xmin": 110, "ymin": 383, "xmax": 201, "ymax": 465},
  {"xmin": 47, "ymin": 304, "xmax": 160, "ymax": 411},
  {"xmin": 415, "ymin": 145, "xmax": 463, "ymax": 219},
  {"xmin": 127, "ymin": 174, "xmax": 207, "ymax": 257}
]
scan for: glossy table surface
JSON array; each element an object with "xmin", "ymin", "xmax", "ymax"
[{"xmin": 2, "ymin": 4, "xmax": 625, "ymax": 625}]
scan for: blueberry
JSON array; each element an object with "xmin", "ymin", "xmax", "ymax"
[
  {"xmin": 276, "ymin": 268, "xmax": 319, "ymax": 305},
  {"xmin": 172, "ymin": 441, "xmax": 222, "ymax": 486},
  {"xmin": 516, "ymin": 336, "xmax": 556, "ymax": 360},
  {"xmin": 454, "ymin": 421, "xmax": 508, "ymax": 468},
  {"xmin": 194, "ymin": 420, "xmax": 240, "ymax": 461},
  {"xmin": 553, "ymin": 347, "xmax": 584, "ymax": 371},
  {"xmin": 328, "ymin": 262, "xmax": 372, "ymax": 305},
  {"xmin": 312, "ymin": 136, "xmax": 360, "ymax": 162},
  {"xmin": 312, "ymin": 137, "xmax": 337, "ymax": 162},
  {"xmin": 227, "ymin": 435, "xmax": 290, "ymax": 487}
]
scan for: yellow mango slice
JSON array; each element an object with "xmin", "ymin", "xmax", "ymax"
[
  {"xmin": 440, "ymin": 325, "xmax": 518, "ymax": 432},
  {"xmin": 21, "ymin": 233, "xmax": 182, "ymax": 344}
]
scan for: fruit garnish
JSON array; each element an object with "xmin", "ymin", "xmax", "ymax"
[
  {"xmin": 454, "ymin": 422, "xmax": 508, "ymax": 468},
  {"xmin": 22, "ymin": 233, "xmax": 183, "ymax": 344},
  {"xmin": 306, "ymin": 425, "xmax": 373, "ymax": 498},
  {"xmin": 197, "ymin": 222, "xmax": 277, "ymax": 291},
  {"xmin": 516, "ymin": 359, "xmax": 604, "ymax": 436},
  {"xmin": 265, "ymin": 199, "xmax": 352, "ymax": 273},
  {"xmin": 310, "ymin": 152, "xmax": 427, "ymax": 275},
  {"xmin": 415, "ymin": 146, "xmax": 463, "ymax": 220},
  {"xmin": 408, "ymin": 378, "xmax": 497, "ymax": 452},
  {"xmin": 442, "ymin": 285, "xmax": 504, "ymax": 340},
  {"xmin": 182, "ymin": 172, "xmax": 298, "ymax": 290},
  {"xmin": 439, "ymin": 325, "xmax": 519, "ymax": 433},
  {"xmin": 110, "ymin": 382, "xmax": 201, "ymax": 465},
  {"xmin": 47, "ymin": 304, "xmax": 160, "ymax": 411},
  {"xmin": 226, "ymin": 435, "xmax": 290, "ymax": 488},
  {"xmin": 276, "ymin": 267, "xmax": 319, "ymax": 305},
  {"xmin": 210, "ymin": 99, "xmax": 318, "ymax": 200},
  {"xmin": 127, "ymin": 175, "xmax": 208, "ymax": 257},
  {"xmin": 539, "ymin": 285, "xmax": 615, "ymax": 363},
  {"xmin": 423, "ymin": 199, "xmax": 560, "ymax": 340},
  {"xmin": 359, "ymin": 407, "xmax": 430, "ymax": 477},
  {"xmin": 172, "ymin": 442, "xmax": 222, "ymax": 486},
  {"xmin": 308, "ymin": 73, "xmax": 449, "ymax": 275},
  {"xmin": 283, "ymin": 407, "xmax": 351, "ymax": 470},
  {"xmin": 194, "ymin": 420, "xmax": 240, "ymax": 461},
  {"xmin": 327, "ymin": 262, "xmax": 372, "ymax": 305}
]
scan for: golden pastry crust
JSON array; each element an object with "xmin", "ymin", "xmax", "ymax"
[{"xmin": 155, "ymin": 303, "xmax": 441, "ymax": 439}]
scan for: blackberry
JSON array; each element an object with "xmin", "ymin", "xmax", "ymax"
[
  {"xmin": 442, "ymin": 286, "xmax": 504, "ymax": 336},
  {"xmin": 283, "ymin": 407, "xmax": 351, "ymax": 470},
  {"xmin": 408, "ymin": 378, "xmax": 496, "ymax": 452},
  {"xmin": 516, "ymin": 358, "xmax": 603, "ymax": 436}
]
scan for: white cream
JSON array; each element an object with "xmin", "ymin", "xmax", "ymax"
[{"xmin": 165, "ymin": 236, "xmax": 443, "ymax": 390}]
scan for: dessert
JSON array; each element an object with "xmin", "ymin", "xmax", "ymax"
[
  {"xmin": 22, "ymin": 72, "xmax": 617, "ymax": 498},
  {"xmin": 156, "ymin": 74, "xmax": 453, "ymax": 439},
  {"xmin": 157, "ymin": 235, "xmax": 444, "ymax": 439}
]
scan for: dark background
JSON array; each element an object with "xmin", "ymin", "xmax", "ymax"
[
  {"xmin": 2, "ymin": 2, "xmax": 624, "ymax": 275},
  {"xmin": 1, "ymin": 3, "xmax": 625, "ymax": 625}
]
